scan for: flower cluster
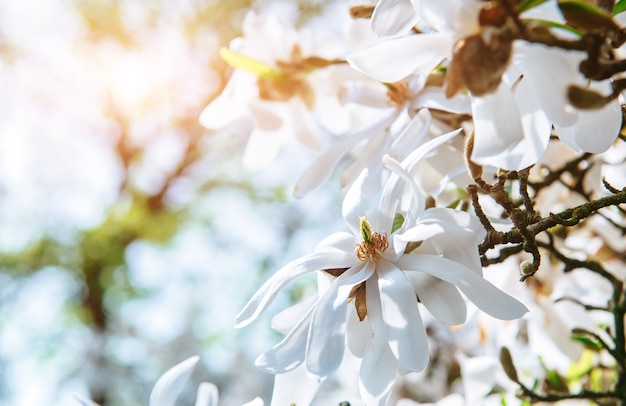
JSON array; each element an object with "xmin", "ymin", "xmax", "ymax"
[{"xmin": 194, "ymin": 0, "xmax": 626, "ymax": 405}]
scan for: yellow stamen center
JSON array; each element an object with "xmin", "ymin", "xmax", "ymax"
[{"xmin": 355, "ymin": 231, "xmax": 388, "ymax": 261}]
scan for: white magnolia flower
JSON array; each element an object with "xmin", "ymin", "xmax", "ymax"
[
  {"xmin": 236, "ymin": 132, "xmax": 528, "ymax": 405},
  {"xmin": 294, "ymin": 71, "xmax": 471, "ymax": 198},
  {"xmin": 76, "ymin": 356, "xmax": 262, "ymax": 406},
  {"xmin": 349, "ymin": 0, "xmax": 622, "ymax": 171},
  {"xmin": 199, "ymin": 12, "xmax": 345, "ymax": 171}
]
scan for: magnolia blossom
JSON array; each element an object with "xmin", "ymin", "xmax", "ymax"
[
  {"xmin": 77, "ymin": 356, "xmax": 263, "ymax": 406},
  {"xmin": 294, "ymin": 71, "xmax": 471, "ymax": 198},
  {"xmin": 235, "ymin": 133, "xmax": 527, "ymax": 405},
  {"xmin": 349, "ymin": 0, "xmax": 622, "ymax": 171},
  {"xmin": 199, "ymin": 12, "xmax": 346, "ymax": 171}
]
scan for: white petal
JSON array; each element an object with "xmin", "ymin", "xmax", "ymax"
[
  {"xmin": 271, "ymin": 295, "xmax": 317, "ymax": 335},
  {"xmin": 408, "ymin": 272, "xmax": 466, "ymax": 325},
  {"xmin": 249, "ymin": 100, "xmax": 284, "ymax": 131},
  {"xmin": 269, "ymin": 365, "xmax": 320, "ymax": 406},
  {"xmin": 420, "ymin": 207, "xmax": 485, "ymax": 241},
  {"xmin": 340, "ymin": 129, "xmax": 391, "ymax": 196},
  {"xmin": 378, "ymin": 260, "xmax": 430, "ymax": 372},
  {"xmin": 199, "ymin": 71, "xmax": 255, "ymax": 130},
  {"xmin": 149, "ymin": 356, "xmax": 200, "ymax": 406},
  {"xmin": 389, "ymin": 109, "xmax": 432, "ymax": 159},
  {"xmin": 235, "ymin": 251, "xmax": 357, "ymax": 328},
  {"xmin": 317, "ymin": 231, "xmax": 358, "ymax": 253},
  {"xmin": 555, "ymin": 98, "xmax": 621, "ymax": 153},
  {"xmin": 195, "ymin": 382, "xmax": 219, "ymax": 406},
  {"xmin": 459, "ymin": 355, "xmax": 499, "ymax": 406},
  {"xmin": 470, "ymin": 81, "xmax": 526, "ymax": 170},
  {"xmin": 371, "ymin": 0, "xmax": 418, "ymax": 39},
  {"xmin": 514, "ymin": 43, "xmax": 580, "ymax": 127},
  {"xmin": 395, "ymin": 254, "xmax": 528, "ymax": 319},
  {"xmin": 242, "ymin": 128, "xmax": 284, "ymax": 171},
  {"xmin": 378, "ymin": 129, "xmax": 461, "ymax": 233},
  {"xmin": 306, "ymin": 262, "xmax": 375, "ymax": 378},
  {"xmin": 418, "ymin": 210, "xmax": 485, "ymax": 274},
  {"xmin": 393, "ymin": 222, "xmax": 445, "ymax": 253},
  {"xmin": 359, "ymin": 277, "xmax": 398, "ymax": 406},
  {"xmin": 342, "ymin": 168, "xmax": 370, "ymax": 236},
  {"xmin": 347, "ymin": 33, "xmax": 452, "ymax": 83},
  {"xmin": 347, "ymin": 303, "xmax": 371, "ymax": 358},
  {"xmin": 287, "ymin": 99, "xmax": 322, "ymax": 151},
  {"xmin": 510, "ymin": 72, "xmax": 552, "ymax": 169},
  {"xmin": 255, "ymin": 306, "xmax": 314, "ymax": 373},
  {"xmin": 412, "ymin": 87, "xmax": 471, "ymax": 114},
  {"xmin": 293, "ymin": 111, "xmax": 396, "ymax": 198},
  {"xmin": 74, "ymin": 395, "xmax": 100, "ymax": 406},
  {"xmin": 243, "ymin": 398, "xmax": 265, "ymax": 406}
]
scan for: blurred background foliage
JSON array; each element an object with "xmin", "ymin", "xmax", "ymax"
[{"xmin": 0, "ymin": 0, "xmax": 338, "ymax": 405}]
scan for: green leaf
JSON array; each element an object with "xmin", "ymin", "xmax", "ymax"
[
  {"xmin": 571, "ymin": 334, "xmax": 604, "ymax": 350},
  {"xmin": 518, "ymin": 0, "xmax": 549, "ymax": 13},
  {"xmin": 391, "ymin": 213, "xmax": 404, "ymax": 233},
  {"xmin": 613, "ymin": 0, "xmax": 626, "ymax": 15},
  {"xmin": 558, "ymin": 0, "xmax": 619, "ymax": 30},
  {"xmin": 521, "ymin": 18, "xmax": 582, "ymax": 35},
  {"xmin": 220, "ymin": 47, "xmax": 283, "ymax": 79}
]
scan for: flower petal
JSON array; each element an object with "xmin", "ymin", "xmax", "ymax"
[
  {"xmin": 195, "ymin": 382, "xmax": 219, "ymax": 406},
  {"xmin": 317, "ymin": 231, "xmax": 358, "ymax": 253},
  {"xmin": 371, "ymin": 0, "xmax": 418, "ymax": 39},
  {"xmin": 199, "ymin": 71, "xmax": 255, "ymax": 130},
  {"xmin": 514, "ymin": 42, "xmax": 580, "ymax": 127},
  {"xmin": 74, "ymin": 395, "xmax": 100, "ymax": 406},
  {"xmin": 235, "ymin": 251, "xmax": 357, "ymax": 328},
  {"xmin": 306, "ymin": 262, "xmax": 375, "ymax": 378},
  {"xmin": 342, "ymin": 167, "xmax": 371, "ymax": 236},
  {"xmin": 293, "ymin": 111, "xmax": 396, "ymax": 198},
  {"xmin": 149, "ymin": 356, "xmax": 200, "ymax": 406},
  {"xmin": 392, "ymin": 222, "xmax": 445, "ymax": 257},
  {"xmin": 255, "ymin": 306, "xmax": 314, "ymax": 373},
  {"xmin": 347, "ymin": 33, "xmax": 452, "ymax": 83},
  {"xmin": 242, "ymin": 128, "xmax": 283, "ymax": 171},
  {"xmin": 408, "ymin": 272, "xmax": 466, "ymax": 325},
  {"xmin": 377, "ymin": 260, "xmax": 429, "ymax": 372},
  {"xmin": 470, "ymin": 81, "xmax": 526, "ymax": 170},
  {"xmin": 555, "ymin": 97, "xmax": 621, "ymax": 154},
  {"xmin": 378, "ymin": 129, "xmax": 461, "ymax": 233},
  {"xmin": 395, "ymin": 254, "xmax": 528, "ymax": 319},
  {"xmin": 359, "ymin": 277, "xmax": 398, "ymax": 406},
  {"xmin": 347, "ymin": 302, "xmax": 371, "ymax": 358},
  {"xmin": 269, "ymin": 365, "xmax": 320, "ymax": 406}
]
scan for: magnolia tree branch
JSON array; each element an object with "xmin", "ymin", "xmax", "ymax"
[{"xmin": 478, "ymin": 184, "xmax": 626, "ymax": 257}]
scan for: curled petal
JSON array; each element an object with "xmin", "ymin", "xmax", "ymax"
[
  {"xmin": 347, "ymin": 33, "xmax": 452, "ymax": 83},
  {"xmin": 307, "ymin": 262, "xmax": 374, "ymax": 378},
  {"xmin": 371, "ymin": 0, "xmax": 418, "ymax": 39},
  {"xmin": 150, "ymin": 356, "xmax": 200, "ymax": 406},
  {"xmin": 294, "ymin": 111, "xmax": 396, "ymax": 198},
  {"xmin": 195, "ymin": 382, "xmax": 219, "ymax": 406},
  {"xmin": 255, "ymin": 306, "xmax": 314, "ymax": 373},
  {"xmin": 408, "ymin": 272, "xmax": 466, "ymax": 325},
  {"xmin": 378, "ymin": 129, "xmax": 461, "ymax": 233},
  {"xmin": 235, "ymin": 251, "xmax": 356, "ymax": 328},
  {"xmin": 395, "ymin": 254, "xmax": 528, "ymax": 320}
]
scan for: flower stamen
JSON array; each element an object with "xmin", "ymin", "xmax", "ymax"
[{"xmin": 355, "ymin": 231, "xmax": 389, "ymax": 261}]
